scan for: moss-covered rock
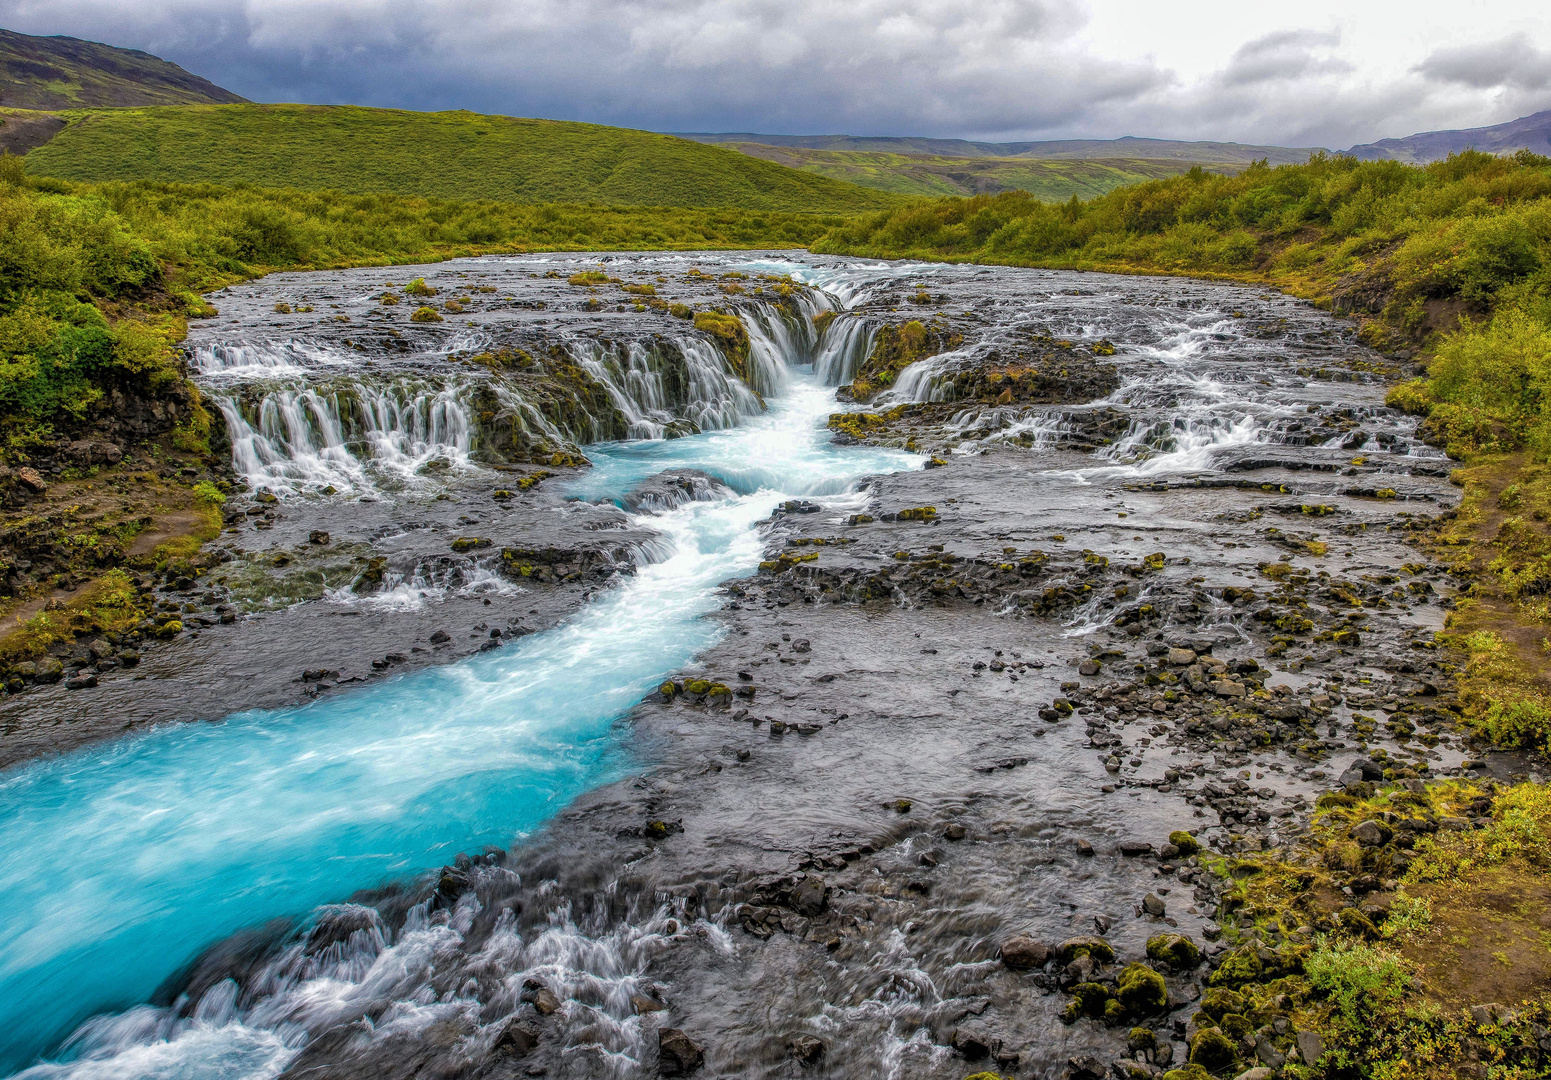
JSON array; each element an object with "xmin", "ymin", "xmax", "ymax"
[
  {"xmin": 1207, "ymin": 945, "xmax": 1264, "ymax": 988},
  {"xmin": 1197, "ymin": 987, "xmax": 1246, "ymax": 1021},
  {"xmin": 1057, "ymin": 935, "xmax": 1116, "ymax": 965},
  {"xmin": 1146, "ymin": 933, "xmax": 1202, "ymax": 970},
  {"xmin": 1116, "ymin": 962, "xmax": 1168, "ymax": 1016},
  {"xmin": 1169, "ymin": 830, "xmax": 1202, "ymax": 856},
  {"xmin": 1337, "ymin": 906, "xmax": 1379, "ymax": 938},
  {"xmin": 1061, "ymin": 981, "xmax": 1113, "ymax": 1023},
  {"xmin": 1187, "ymin": 1027, "xmax": 1238, "ymax": 1071},
  {"xmin": 1163, "ymin": 1066, "xmax": 1213, "ymax": 1080}
]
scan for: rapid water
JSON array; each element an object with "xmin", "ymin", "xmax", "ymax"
[{"xmin": 0, "ymin": 370, "xmax": 915, "ymax": 1075}]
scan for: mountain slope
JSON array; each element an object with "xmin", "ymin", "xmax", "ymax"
[
  {"xmin": 674, "ymin": 131, "xmax": 1323, "ymax": 166},
  {"xmin": 0, "ymin": 28, "xmax": 246, "ymax": 109},
  {"xmin": 21, "ymin": 104, "xmax": 907, "ymax": 213},
  {"xmin": 727, "ymin": 143, "xmax": 1226, "ymax": 199},
  {"xmin": 1347, "ymin": 110, "xmax": 1551, "ymax": 163}
]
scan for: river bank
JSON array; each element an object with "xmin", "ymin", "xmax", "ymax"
[{"xmin": 0, "ymin": 254, "xmax": 1518, "ymax": 1080}]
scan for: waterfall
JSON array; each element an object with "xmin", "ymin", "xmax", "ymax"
[
  {"xmin": 665, "ymin": 337, "xmax": 765, "ymax": 430},
  {"xmin": 812, "ymin": 316, "xmax": 876, "ymax": 386},
  {"xmin": 565, "ymin": 337, "xmax": 762, "ymax": 440},
  {"xmin": 215, "ymin": 380, "xmax": 477, "ymax": 494}
]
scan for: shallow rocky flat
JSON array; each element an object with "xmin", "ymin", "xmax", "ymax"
[{"xmin": 0, "ymin": 253, "xmax": 1508, "ymax": 1080}]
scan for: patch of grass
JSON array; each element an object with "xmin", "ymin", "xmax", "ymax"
[
  {"xmin": 0, "ymin": 568, "xmax": 147, "ymax": 665},
  {"xmin": 25, "ymin": 104, "xmax": 906, "ymax": 213}
]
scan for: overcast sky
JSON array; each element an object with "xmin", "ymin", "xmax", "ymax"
[{"xmin": 4, "ymin": 0, "xmax": 1549, "ymax": 147}]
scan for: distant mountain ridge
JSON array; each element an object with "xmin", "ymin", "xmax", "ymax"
[
  {"xmin": 1347, "ymin": 109, "xmax": 1551, "ymax": 163},
  {"xmin": 0, "ymin": 27, "xmax": 246, "ymax": 110},
  {"xmin": 672, "ymin": 132, "xmax": 1324, "ymax": 167}
]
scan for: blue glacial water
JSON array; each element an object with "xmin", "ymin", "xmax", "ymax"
[{"xmin": 0, "ymin": 373, "xmax": 916, "ymax": 1076}]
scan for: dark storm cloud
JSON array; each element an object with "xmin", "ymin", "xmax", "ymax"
[
  {"xmin": 1417, "ymin": 33, "xmax": 1551, "ymax": 92},
  {"xmin": 0, "ymin": 1, "xmax": 1544, "ymax": 146},
  {"xmin": 0, "ymin": 0, "xmax": 1170, "ymax": 137}
]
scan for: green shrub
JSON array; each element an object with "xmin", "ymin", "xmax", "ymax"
[
  {"xmin": 404, "ymin": 277, "xmax": 437, "ymax": 296},
  {"xmin": 1304, "ymin": 940, "xmax": 1411, "ymax": 1035},
  {"xmin": 409, "ymin": 306, "xmax": 443, "ymax": 323}
]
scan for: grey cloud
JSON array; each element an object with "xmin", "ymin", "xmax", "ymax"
[
  {"xmin": 1417, "ymin": 34, "xmax": 1551, "ymax": 92},
  {"xmin": 1220, "ymin": 28, "xmax": 1351, "ymax": 87}
]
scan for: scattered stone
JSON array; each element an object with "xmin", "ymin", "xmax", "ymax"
[
  {"xmin": 791, "ymin": 638, "xmax": 811, "ymax": 653},
  {"xmin": 943, "ymin": 822, "xmax": 967, "ymax": 841},
  {"xmin": 64, "ymin": 673, "xmax": 98, "ymax": 690},
  {"xmin": 309, "ymin": 530, "xmax": 330, "ymax": 544},
  {"xmin": 1079, "ymin": 659, "xmax": 1101, "ymax": 676},
  {"xmin": 429, "ymin": 630, "xmax": 451, "ymax": 644},
  {"xmin": 15, "ymin": 467, "xmax": 47, "ymax": 493},
  {"xmin": 1141, "ymin": 893, "xmax": 1167, "ymax": 917}
]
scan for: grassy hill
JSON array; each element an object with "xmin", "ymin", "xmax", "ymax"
[
  {"xmin": 0, "ymin": 28, "xmax": 245, "ymax": 109},
  {"xmin": 20, "ymin": 104, "xmax": 908, "ymax": 213},
  {"xmin": 675, "ymin": 131, "xmax": 1323, "ymax": 166},
  {"xmin": 726, "ymin": 142, "xmax": 1226, "ymax": 199}
]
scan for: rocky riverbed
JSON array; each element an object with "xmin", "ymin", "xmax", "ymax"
[{"xmin": 0, "ymin": 253, "xmax": 1526, "ymax": 1080}]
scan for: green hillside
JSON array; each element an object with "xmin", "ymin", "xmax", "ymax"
[
  {"xmin": 727, "ymin": 142, "xmax": 1229, "ymax": 199},
  {"xmin": 21, "ymin": 104, "xmax": 908, "ymax": 213},
  {"xmin": 0, "ymin": 28, "xmax": 245, "ymax": 109}
]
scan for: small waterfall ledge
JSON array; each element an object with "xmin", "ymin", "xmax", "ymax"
[{"xmin": 194, "ymin": 281, "xmax": 851, "ymax": 497}]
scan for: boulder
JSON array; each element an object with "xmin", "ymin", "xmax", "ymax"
[
  {"xmin": 1057, "ymin": 935, "xmax": 1116, "ymax": 965},
  {"xmin": 1066, "ymin": 1053, "xmax": 1106, "ymax": 1080},
  {"xmin": 787, "ymin": 1034, "xmax": 825, "ymax": 1067},
  {"xmin": 999, "ymin": 935, "xmax": 1051, "ymax": 970},
  {"xmin": 1295, "ymin": 1031, "xmax": 1324, "ymax": 1064},
  {"xmin": 1116, "ymin": 962, "xmax": 1168, "ymax": 1015},
  {"xmin": 492, "ymin": 1019, "xmax": 539, "ymax": 1058},
  {"xmin": 1350, "ymin": 819, "xmax": 1392, "ymax": 847},
  {"xmin": 950, "ymin": 1025, "xmax": 999, "ymax": 1060},
  {"xmin": 791, "ymin": 875, "xmax": 827, "ymax": 916},
  {"xmin": 658, "ymin": 1028, "xmax": 704, "ymax": 1076},
  {"xmin": 1146, "ymin": 933, "xmax": 1201, "ymax": 970},
  {"xmin": 1188, "ymin": 1027, "xmax": 1239, "ymax": 1071},
  {"xmin": 1141, "ymin": 893, "xmax": 1167, "ymax": 917}
]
